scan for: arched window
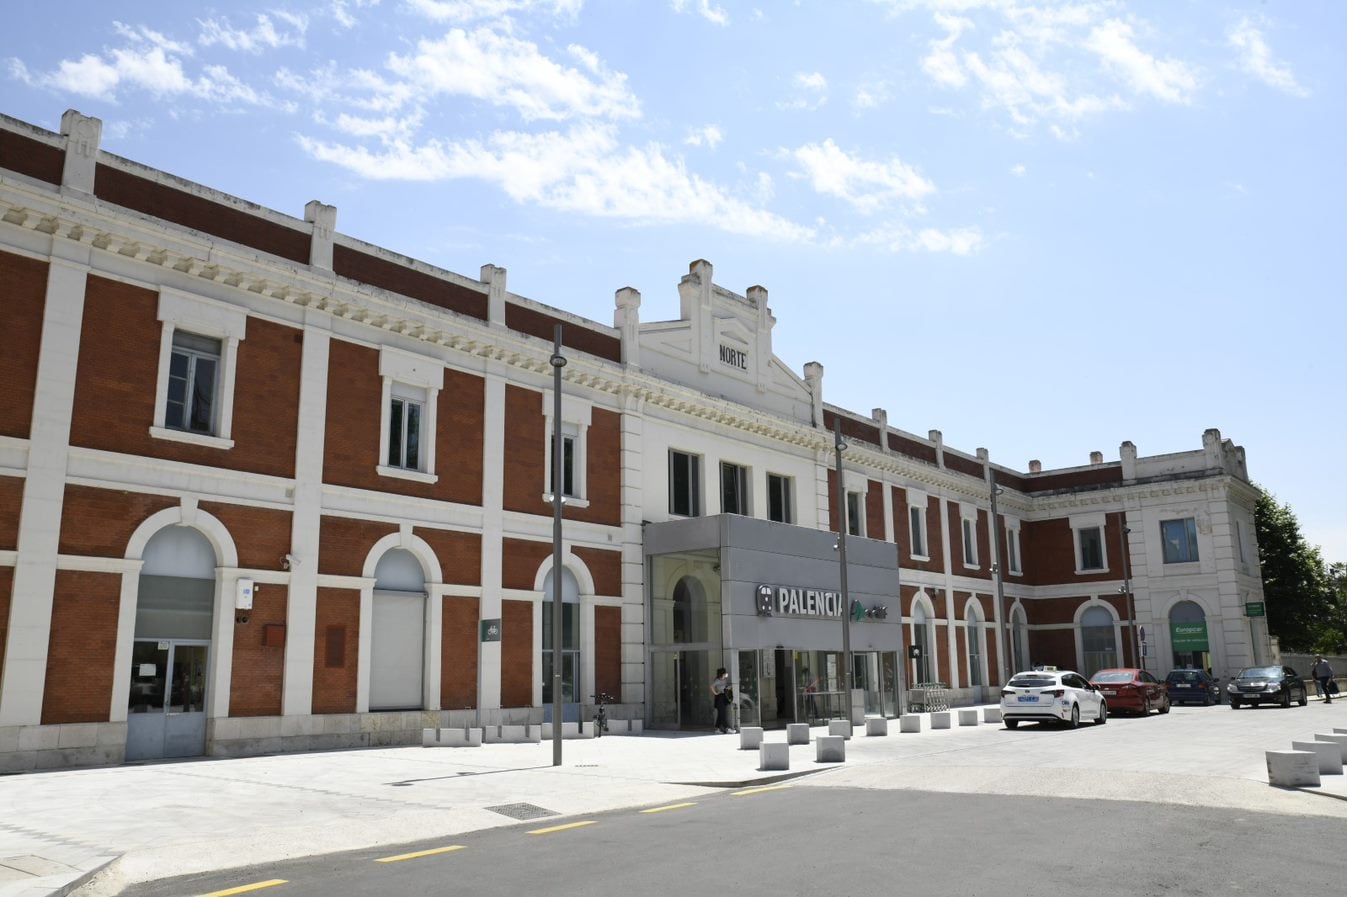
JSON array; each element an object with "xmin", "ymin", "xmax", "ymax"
[
  {"xmin": 965, "ymin": 603, "xmax": 984, "ymax": 687},
  {"xmin": 1010, "ymin": 605, "xmax": 1029, "ymax": 673},
  {"xmin": 913, "ymin": 603, "xmax": 931, "ymax": 684},
  {"xmin": 1168, "ymin": 599, "xmax": 1209, "ymax": 669},
  {"xmin": 671, "ymin": 575, "xmax": 708, "ymax": 644},
  {"xmin": 1080, "ymin": 605, "xmax": 1118, "ymax": 677},
  {"xmin": 542, "ymin": 567, "xmax": 581, "ymax": 704},
  {"xmin": 371, "ymin": 548, "xmax": 427, "ymax": 711}
]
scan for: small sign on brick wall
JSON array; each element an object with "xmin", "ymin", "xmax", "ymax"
[{"xmin": 481, "ymin": 619, "xmax": 502, "ymax": 642}]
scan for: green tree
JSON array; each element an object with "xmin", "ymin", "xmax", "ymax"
[{"xmin": 1255, "ymin": 490, "xmax": 1340, "ymax": 652}]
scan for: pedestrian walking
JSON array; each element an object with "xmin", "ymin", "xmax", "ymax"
[
  {"xmin": 1312, "ymin": 656, "xmax": 1335, "ymax": 704},
  {"xmin": 711, "ymin": 667, "xmax": 732, "ymax": 733}
]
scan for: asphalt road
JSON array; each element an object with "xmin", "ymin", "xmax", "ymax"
[{"xmin": 124, "ymin": 785, "xmax": 1346, "ymax": 897}]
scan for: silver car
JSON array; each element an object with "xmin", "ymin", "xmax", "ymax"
[{"xmin": 1000, "ymin": 668, "xmax": 1107, "ymax": 729}]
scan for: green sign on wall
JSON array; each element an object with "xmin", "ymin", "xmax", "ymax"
[
  {"xmin": 1171, "ymin": 622, "xmax": 1209, "ymax": 652},
  {"xmin": 1245, "ymin": 602, "xmax": 1266, "ymax": 618}
]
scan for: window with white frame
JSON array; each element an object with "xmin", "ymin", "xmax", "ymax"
[
  {"xmin": 1006, "ymin": 522, "xmax": 1023, "ymax": 575},
  {"xmin": 846, "ymin": 491, "xmax": 864, "ymax": 537},
  {"xmin": 1234, "ymin": 519, "xmax": 1246, "ymax": 564},
  {"xmin": 767, "ymin": 473, "xmax": 793, "ymax": 524},
  {"xmin": 151, "ymin": 288, "xmax": 246, "ymax": 449},
  {"xmin": 1069, "ymin": 513, "xmax": 1108, "ymax": 573},
  {"xmin": 542, "ymin": 392, "xmax": 591, "ymax": 505},
  {"xmin": 669, "ymin": 450, "xmax": 701, "ymax": 517},
  {"xmin": 721, "ymin": 461, "xmax": 749, "ymax": 515},
  {"xmin": 1161, "ymin": 517, "xmax": 1200, "ymax": 564},
  {"xmin": 960, "ymin": 504, "xmax": 978, "ymax": 567},
  {"xmin": 377, "ymin": 347, "xmax": 442, "ymax": 483},
  {"xmin": 548, "ymin": 422, "xmax": 578, "ymax": 498},
  {"xmin": 908, "ymin": 490, "xmax": 929, "ymax": 559}
]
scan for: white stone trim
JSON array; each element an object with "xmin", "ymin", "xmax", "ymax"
[
  {"xmin": 1069, "ymin": 511, "xmax": 1109, "ymax": 574},
  {"xmin": 152, "ymin": 287, "xmax": 247, "ymax": 441},
  {"xmin": 148, "ymin": 427, "xmax": 235, "ymax": 450},
  {"xmin": 376, "ymin": 465, "xmax": 439, "ymax": 485}
]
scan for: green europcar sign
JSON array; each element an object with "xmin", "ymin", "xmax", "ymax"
[{"xmin": 1171, "ymin": 622, "xmax": 1209, "ymax": 652}]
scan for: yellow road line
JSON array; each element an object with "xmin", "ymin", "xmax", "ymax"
[
  {"xmin": 196, "ymin": 881, "xmax": 287, "ymax": 897},
  {"xmin": 527, "ymin": 820, "xmax": 597, "ymax": 835},
  {"xmin": 375, "ymin": 845, "xmax": 467, "ymax": 863},
  {"xmin": 732, "ymin": 785, "xmax": 792, "ymax": 797},
  {"xmin": 640, "ymin": 802, "xmax": 697, "ymax": 814}
]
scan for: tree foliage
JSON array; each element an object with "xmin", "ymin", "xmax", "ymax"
[{"xmin": 1255, "ymin": 489, "xmax": 1345, "ymax": 652}]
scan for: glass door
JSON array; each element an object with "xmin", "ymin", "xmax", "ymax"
[{"xmin": 126, "ymin": 640, "xmax": 208, "ymax": 761}]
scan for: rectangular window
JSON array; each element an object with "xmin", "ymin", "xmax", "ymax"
[
  {"xmin": 1007, "ymin": 528, "xmax": 1022, "ymax": 575},
  {"xmin": 387, "ymin": 396, "xmax": 424, "ymax": 470},
  {"xmin": 910, "ymin": 505, "xmax": 927, "ymax": 557},
  {"xmin": 1235, "ymin": 520, "xmax": 1246, "ymax": 563},
  {"xmin": 846, "ymin": 491, "xmax": 863, "ymax": 537},
  {"xmin": 721, "ymin": 462, "xmax": 749, "ymax": 515},
  {"xmin": 1078, "ymin": 526, "xmax": 1104, "ymax": 571},
  {"xmin": 669, "ymin": 450, "xmax": 701, "ymax": 517},
  {"xmin": 166, "ymin": 331, "xmax": 221, "ymax": 435},
  {"xmin": 1161, "ymin": 517, "xmax": 1200, "ymax": 564},
  {"xmin": 962, "ymin": 518, "xmax": 977, "ymax": 566},
  {"xmin": 767, "ymin": 473, "xmax": 793, "ymax": 524},
  {"xmin": 549, "ymin": 431, "xmax": 577, "ymax": 498}
]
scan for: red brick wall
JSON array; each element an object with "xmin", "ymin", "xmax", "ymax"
[
  {"xmin": 866, "ymin": 479, "xmax": 885, "ymax": 540},
  {"xmin": 0, "ymin": 251, "xmax": 46, "ymax": 439},
  {"xmin": 822, "ymin": 410, "xmax": 881, "ymax": 448},
  {"xmin": 1023, "ymin": 596, "xmax": 1091, "ymax": 626},
  {"xmin": 0, "ymin": 475, "xmax": 22, "ymax": 550},
  {"xmin": 42, "ymin": 571, "xmax": 120, "ymax": 724},
  {"xmin": 504, "ymin": 303, "xmax": 621, "ymax": 363},
  {"xmin": 943, "ymin": 452, "xmax": 985, "ymax": 479},
  {"xmin": 577, "ymin": 408, "xmax": 621, "ymax": 526},
  {"xmin": 0, "ymin": 131, "xmax": 64, "ymax": 185},
  {"xmin": 974, "ymin": 510, "xmax": 991, "ymax": 581},
  {"xmin": 0, "ymin": 567, "xmax": 11, "ymax": 679},
  {"xmin": 502, "ymin": 538, "xmax": 552, "ymax": 591},
  {"xmin": 1026, "ymin": 466, "xmax": 1123, "ymax": 493},
  {"xmin": 888, "ymin": 433, "xmax": 938, "ymax": 464},
  {"xmin": 500, "ymin": 599, "xmax": 533, "ymax": 707},
  {"xmin": 312, "ymin": 588, "xmax": 359, "ymax": 714},
  {"xmin": 59, "ymin": 487, "xmax": 178, "ymax": 557},
  {"xmin": 322, "ymin": 340, "xmax": 485, "ymax": 505},
  {"xmin": 332, "ymin": 245, "xmax": 488, "ymax": 321},
  {"xmin": 441, "ymin": 596, "xmax": 479, "ymax": 710},
  {"xmin": 199, "ymin": 503, "xmax": 292, "ymax": 571},
  {"xmin": 230, "ymin": 585, "xmax": 287, "ymax": 717},
  {"xmin": 1023, "ymin": 513, "xmax": 1126, "ymax": 586},
  {"xmin": 573, "ymin": 547, "xmax": 621, "ymax": 596},
  {"xmin": 895, "ymin": 490, "xmax": 942, "ymax": 573},
  {"xmin": 595, "ymin": 605, "xmax": 621, "ymax": 699},
  {"xmin": 935, "ymin": 621, "xmax": 951, "ymax": 685},
  {"xmin": 501, "ymin": 387, "xmax": 620, "ymax": 527},
  {"xmin": 69, "ymin": 276, "xmax": 301, "ymax": 477},
  {"xmin": 417, "ymin": 528, "xmax": 482, "ymax": 586},
  {"xmin": 95, "ymin": 164, "xmax": 311, "ymax": 264},
  {"xmin": 1029, "ymin": 628, "xmax": 1078, "ymax": 670},
  {"xmin": 318, "ymin": 516, "xmax": 397, "ymax": 577}
]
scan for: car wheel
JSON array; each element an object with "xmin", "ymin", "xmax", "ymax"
[
  {"xmin": 1140, "ymin": 696, "xmax": 1150, "ymax": 716},
  {"xmin": 1004, "ymin": 720, "xmax": 1019, "ymax": 730},
  {"xmin": 1067, "ymin": 704, "xmax": 1080, "ymax": 729},
  {"xmin": 1230, "ymin": 698, "xmax": 1240, "ymax": 710},
  {"xmin": 1280, "ymin": 690, "xmax": 1291, "ymax": 709},
  {"xmin": 1299, "ymin": 688, "xmax": 1308, "ymax": 707},
  {"xmin": 1159, "ymin": 697, "xmax": 1170, "ymax": 714},
  {"xmin": 1095, "ymin": 702, "xmax": 1107, "ymax": 725},
  {"xmin": 1202, "ymin": 693, "xmax": 1213, "ymax": 707}
]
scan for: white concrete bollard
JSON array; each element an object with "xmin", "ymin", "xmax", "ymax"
[
  {"xmin": 816, "ymin": 735, "xmax": 846, "ymax": 763},
  {"xmin": 422, "ymin": 727, "xmax": 438, "ymax": 747},
  {"xmin": 739, "ymin": 727, "xmax": 764, "ymax": 750},
  {"xmin": 787, "ymin": 723, "xmax": 811, "ymax": 745},
  {"xmin": 982, "ymin": 707, "xmax": 1003, "ymax": 724},
  {"xmin": 865, "ymin": 717, "xmax": 888, "ymax": 736},
  {"xmin": 1313, "ymin": 733, "xmax": 1347, "ymax": 763},
  {"xmin": 627, "ymin": 719, "xmax": 644, "ymax": 735},
  {"xmin": 931, "ymin": 711, "xmax": 952, "ymax": 730},
  {"xmin": 958, "ymin": 709, "xmax": 979, "ymax": 727},
  {"xmin": 760, "ymin": 742, "xmax": 790, "ymax": 771},
  {"xmin": 1292, "ymin": 740, "xmax": 1343, "ymax": 775},
  {"xmin": 428, "ymin": 727, "xmax": 483, "ymax": 747},
  {"xmin": 828, "ymin": 719, "xmax": 852, "ymax": 740},
  {"xmin": 899, "ymin": 715, "xmax": 922, "ymax": 733},
  {"xmin": 1266, "ymin": 750, "xmax": 1321, "ymax": 787}
]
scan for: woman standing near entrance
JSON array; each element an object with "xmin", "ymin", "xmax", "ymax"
[{"xmin": 711, "ymin": 668, "xmax": 732, "ymax": 733}]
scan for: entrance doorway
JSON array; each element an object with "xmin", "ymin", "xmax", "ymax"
[{"xmin": 650, "ymin": 650, "xmax": 715, "ymax": 729}]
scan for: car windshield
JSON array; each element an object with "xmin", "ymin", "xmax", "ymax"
[
  {"xmin": 1167, "ymin": 671, "xmax": 1202, "ymax": 682},
  {"xmin": 1092, "ymin": 672, "xmax": 1134, "ymax": 683},
  {"xmin": 1008, "ymin": 675, "xmax": 1057, "ymax": 687},
  {"xmin": 1237, "ymin": 666, "xmax": 1283, "ymax": 679}
]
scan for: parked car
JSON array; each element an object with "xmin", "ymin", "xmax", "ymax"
[
  {"xmin": 1227, "ymin": 665, "xmax": 1309, "ymax": 709},
  {"xmin": 1089, "ymin": 668, "xmax": 1170, "ymax": 715},
  {"xmin": 1001, "ymin": 668, "xmax": 1107, "ymax": 729},
  {"xmin": 1165, "ymin": 669, "xmax": 1222, "ymax": 706}
]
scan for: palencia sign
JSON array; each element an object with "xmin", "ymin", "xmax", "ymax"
[{"xmin": 755, "ymin": 584, "xmax": 888, "ymax": 621}]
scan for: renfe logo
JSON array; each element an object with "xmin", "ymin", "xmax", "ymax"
[{"xmin": 719, "ymin": 344, "xmax": 748, "ymax": 370}]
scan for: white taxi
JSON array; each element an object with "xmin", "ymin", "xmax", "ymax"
[{"xmin": 1000, "ymin": 668, "xmax": 1107, "ymax": 729}]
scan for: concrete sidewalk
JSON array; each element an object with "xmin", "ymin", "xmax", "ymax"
[{"xmin": 4, "ymin": 705, "xmax": 1346, "ymax": 897}]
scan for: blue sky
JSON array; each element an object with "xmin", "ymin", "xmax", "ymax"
[{"xmin": 4, "ymin": 1, "xmax": 1344, "ymax": 562}]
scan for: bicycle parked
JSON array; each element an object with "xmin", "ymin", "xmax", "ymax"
[{"xmin": 591, "ymin": 692, "xmax": 614, "ymax": 737}]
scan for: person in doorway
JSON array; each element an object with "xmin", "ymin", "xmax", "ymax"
[
  {"xmin": 800, "ymin": 668, "xmax": 818, "ymax": 721},
  {"xmin": 711, "ymin": 668, "xmax": 732, "ymax": 733},
  {"xmin": 1312, "ymin": 656, "xmax": 1335, "ymax": 704}
]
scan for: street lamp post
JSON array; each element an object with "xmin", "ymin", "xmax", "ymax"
[
  {"xmin": 832, "ymin": 420, "xmax": 854, "ymax": 735},
  {"xmin": 550, "ymin": 325, "xmax": 567, "ymax": 767},
  {"xmin": 1118, "ymin": 522, "xmax": 1139, "ymax": 670},
  {"xmin": 988, "ymin": 476, "xmax": 1009, "ymax": 682}
]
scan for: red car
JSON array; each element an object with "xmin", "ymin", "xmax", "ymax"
[{"xmin": 1089, "ymin": 668, "xmax": 1170, "ymax": 716}]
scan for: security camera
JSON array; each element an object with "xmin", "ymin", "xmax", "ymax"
[
  {"xmin": 282, "ymin": 553, "xmax": 298, "ymax": 571},
  {"xmin": 235, "ymin": 611, "xmax": 251, "ymax": 625}
]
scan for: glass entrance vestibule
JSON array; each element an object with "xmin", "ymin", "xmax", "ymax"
[{"xmin": 645, "ymin": 515, "xmax": 906, "ymax": 731}]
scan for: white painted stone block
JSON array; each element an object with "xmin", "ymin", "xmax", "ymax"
[
  {"xmin": 931, "ymin": 711, "xmax": 952, "ymax": 730},
  {"xmin": 1313, "ymin": 733, "xmax": 1347, "ymax": 763},
  {"xmin": 865, "ymin": 717, "xmax": 888, "ymax": 736},
  {"xmin": 1266, "ymin": 750, "xmax": 1320, "ymax": 787},
  {"xmin": 828, "ymin": 719, "xmax": 852, "ymax": 740},
  {"xmin": 739, "ymin": 727, "xmax": 764, "ymax": 750},
  {"xmin": 1292, "ymin": 740, "xmax": 1343, "ymax": 775},
  {"xmin": 435, "ymin": 728, "xmax": 483, "ymax": 747},
  {"xmin": 57, "ymin": 723, "xmax": 99, "ymax": 749},
  {"xmin": 759, "ymin": 742, "xmax": 790, "ymax": 771},
  {"xmin": 541, "ymin": 722, "xmax": 589, "ymax": 740},
  {"xmin": 815, "ymin": 735, "xmax": 845, "ymax": 763},
  {"xmin": 421, "ymin": 727, "xmax": 437, "ymax": 747},
  {"xmin": 786, "ymin": 723, "xmax": 811, "ymax": 745},
  {"xmin": 899, "ymin": 715, "xmax": 922, "ymax": 733},
  {"xmin": 982, "ymin": 707, "xmax": 1003, "ymax": 723},
  {"xmin": 627, "ymin": 719, "xmax": 643, "ymax": 735},
  {"xmin": 958, "ymin": 710, "xmax": 979, "ymax": 727}
]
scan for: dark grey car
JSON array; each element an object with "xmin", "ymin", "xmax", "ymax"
[{"xmin": 1227, "ymin": 665, "xmax": 1309, "ymax": 709}]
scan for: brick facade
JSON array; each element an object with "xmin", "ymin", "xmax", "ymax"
[
  {"xmin": 42, "ymin": 571, "xmax": 120, "ymax": 724},
  {"xmin": 0, "ymin": 250, "xmax": 45, "ymax": 439},
  {"xmin": 500, "ymin": 599, "xmax": 533, "ymax": 708},
  {"xmin": 441, "ymin": 596, "xmax": 479, "ymax": 710},
  {"xmin": 230, "ymin": 585, "xmax": 287, "ymax": 717},
  {"xmin": 59, "ymin": 486, "xmax": 178, "ymax": 557},
  {"xmin": 595, "ymin": 605, "xmax": 621, "ymax": 699},
  {"xmin": 572, "ymin": 547, "xmax": 621, "ymax": 597},
  {"xmin": 318, "ymin": 516, "xmax": 397, "ymax": 577},
  {"xmin": 312, "ymin": 588, "xmax": 360, "ymax": 714},
  {"xmin": 0, "ymin": 475, "xmax": 22, "ymax": 550}
]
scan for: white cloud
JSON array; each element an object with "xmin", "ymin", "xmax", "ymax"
[
  {"xmin": 779, "ymin": 71, "xmax": 828, "ymax": 110},
  {"xmin": 1010, "ymin": 163, "xmax": 1025, "ymax": 176},
  {"xmin": 198, "ymin": 12, "xmax": 309, "ymax": 53},
  {"xmin": 1229, "ymin": 18, "xmax": 1308, "ymax": 98},
  {"xmin": 1084, "ymin": 19, "xmax": 1199, "ymax": 104},
  {"xmin": 684, "ymin": 124, "xmax": 723, "ymax": 148},
  {"xmin": 406, "ymin": 0, "xmax": 583, "ymax": 23},
  {"xmin": 672, "ymin": 0, "xmax": 729, "ymax": 26},
  {"xmin": 853, "ymin": 80, "xmax": 891, "ymax": 110},
  {"xmin": 788, "ymin": 139, "xmax": 935, "ymax": 213},
  {"xmin": 331, "ymin": 0, "xmax": 382, "ymax": 29},
  {"xmin": 922, "ymin": 13, "xmax": 972, "ymax": 88},
  {"xmin": 112, "ymin": 22, "xmax": 195, "ymax": 56},
  {"xmin": 384, "ymin": 29, "xmax": 640, "ymax": 121},
  {"xmin": 853, "ymin": 222, "xmax": 984, "ymax": 255},
  {"xmin": 297, "ymin": 124, "xmax": 813, "ymax": 241}
]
